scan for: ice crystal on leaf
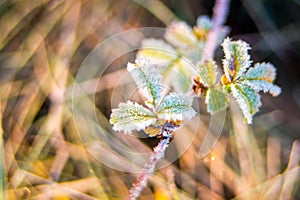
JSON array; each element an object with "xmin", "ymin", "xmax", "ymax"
[
  {"xmin": 194, "ymin": 38, "xmax": 281, "ymax": 123},
  {"xmin": 194, "ymin": 59, "xmax": 228, "ymax": 114},
  {"xmin": 127, "ymin": 59, "xmax": 164, "ymax": 108},
  {"xmin": 222, "ymin": 38, "xmax": 251, "ymax": 82},
  {"xmin": 110, "ymin": 101, "xmax": 157, "ymax": 134},
  {"xmin": 205, "ymin": 88, "xmax": 228, "ymax": 114},
  {"xmin": 240, "ymin": 62, "xmax": 281, "ymax": 96},
  {"xmin": 221, "ymin": 39, "xmax": 281, "ymax": 123},
  {"xmin": 110, "ymin": 59, "xmax": 196, "ymax": 135},
  {"xmin": 157, "ymin": 93, "xmax": 196, "ymax": 121},
  {"xmin": 231, "ymin": 84, "xmax": 261, "ymax": 123}
]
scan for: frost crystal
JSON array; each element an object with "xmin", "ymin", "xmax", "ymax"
[
  {"xmin": 194, "ymin": 38, "xmax": 281, "ymax": 123},
  {"xmin": 158, "ymin": 93, "xmax": 196, "ymax": 121},
  {"xmin": 127, "ymin": 59, "xmax": 164, "ymax": 108},
  {"xmin": 242, "ymin": 62, "xmax": 276, "ymax": 81},
  {"xmin": 205, "ymin": 88, "xmax": 228, "ymax": 114},
  {"xmin": 222, "ymin": 38, "xmax": 251, "ymax": 81},
  {"xmin": 241, "ymin": 80, "xmax": 281, "ymax": 97},
  {"xmin": 219, "ymin": 39, "xmax": 281, "ymax": 123},
  {"xmin": 240, "ymin": 62, "xmax": 281, "ymax": 96},
  {"xmin": 231, "ymin": 83, "xmax": 261, "ymax": 124},
  {"xmin": 110, "ymin": 59, "xmax": 196, "ymax": 135},
  {"xmin": 110, "ymin": 101, "xmax": 157, "ymax": 134}
]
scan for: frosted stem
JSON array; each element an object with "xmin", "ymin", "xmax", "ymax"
[
  {"xmin": 201, "ymin": 0, "xmax": 231, "ymax": 63},
  {"xmin": 127, "ymin": 137, "xmax": 171, "ymax": 200}
]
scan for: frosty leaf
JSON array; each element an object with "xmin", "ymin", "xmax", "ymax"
[
  {"xmin": 231, "ymin": 83, "xmax": 262, "ymax": 124},
  {"xmin": 110, "ymin": 101, "xmax": 157, "ymax": 134},
  {"xmin": 242, "ymin": 62, "xmax": 276, "ymax": 81},
  {"xmin": 205, "ymin": 88, "xmax": 228, "ymax": 114},
  {"xmin": 241, "ymin": 80, "xmax": 281, "ymax": 97},
  {"xmin": 127, "ymin": 59, "xmax": 164, "ymax": 108},
  {"xmin": 196, "ymin": 59, "xmax": 220, "ymax": 87},
  {"xmin": 165, "ymin": 20, "xmax": 198, "ymax": 48},
  {"xmin": 136, "ymin": 39, "xmax": 178, "ymax": 66},
  {"xmin": 222, "ymin": 38, "xmax": 251, "ymax": 82},
  {"xmin": 240, "ymin": 62, "xmax": 281, "ymax": 96},
  {"xmin": 157, "ymin": 93, "xmax": 196, "ymax": 121}
]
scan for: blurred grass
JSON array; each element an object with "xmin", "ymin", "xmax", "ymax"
[{"xmin": 1, "ymin": 0, "xmax": 300, "ymax": 199}]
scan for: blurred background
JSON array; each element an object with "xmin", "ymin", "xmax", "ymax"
[{"xmin": 1, "ymin": 0, "xmax": 300, "ymax": 199}]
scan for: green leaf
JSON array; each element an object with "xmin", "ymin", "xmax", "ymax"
[
  {"xmin": 242, "ymin": 62, "xmax": 276, "ymax": 81},
  {"xmin": 110, "ymin": 101, "xmax": 157, "ymax": 134},
  {"xmin": 240, "ymin": 62, "xmax": 281, "ymax": 96},
  {"xmin": 231, "ymin": 83, "xmax": 261, "ymax": 124},
  {"xmin": 222, "ymin": 38, "xmax": 251, "ymax": 82},
  {"xmin": 136, "ymin": 39, "xmax": 178, "ymax": 67},
  {"xmin": 127, "ymin": 59, "xmax": 164, "ymax": 108},
  {"xmin": 196, "ymin": 59, "xmax": 220, "ymax": 87},
  {"xmin": 165, "ymin": 20, "xmax": 198, "ymax": 48},
  {"xmin": 241, "ymin": 80, "xmax": 281, "ymax": 97},
  {"xmin": 205, "ymin": 88, "xmax": 228, "ymax": 114},
  {"xmin": 157, "ymin": 93, "xmax": 196, "ymax": 121}
]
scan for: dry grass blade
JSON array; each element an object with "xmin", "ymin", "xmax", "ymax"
[
  {"xmin": 0, "ymin": 0, "xmax": 51, "ymax": 49},
  {"xmin": 279, "ymin": 140, "xmax": 300, "ymax": 200}
]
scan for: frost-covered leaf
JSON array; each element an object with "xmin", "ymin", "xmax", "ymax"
[
  {"xmin": 231, "ymin": 83, "xmax": 262, "ymax": 124},
  {"xmin": 241, "ymin": 80, "xmax": 281, "ymax": 97},
  {"xmin": 196, "ymin": 59, "xmax": 220, "ymax": 87},
  {"xmin": 165, "ymin": 21, "xmax": 198, "ymax": 48},
  {"xmin": 110, "ymin": 101, "xmax": 157, "ymax": 134},
  {"xmin": 205, "ymin": 88, "xmax": 228, "ymax": 114},
  {"xmin": 127, "ymin": 59, "xmax": 164, "ymax": 108},
  {"xmin": 222, "ymin": 38, "xmax": 251, "ymax": 82},
  {"xmin": 136, "ymin": 39, "xmax": 178, "ymax": 66},
  {"xmin": 242, "ymin": 62, "xmax": 276, "ymax": 81},
  {"xmin": 240, "ymin": 62, "xmax": 281, "ymax": 96},
  {"xmin": 157, "ymin": 93, "xmax": 196, "ymax": 121}
]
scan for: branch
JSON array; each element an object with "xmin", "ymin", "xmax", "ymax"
[
  {"xmin": 127, "ymin": 137, "xmax": 171, "ymax": 200},
  {"xmin": 200, "ymin": 0, "xmax": 231, "ymax": 63}
]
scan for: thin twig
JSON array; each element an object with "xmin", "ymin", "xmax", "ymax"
[
  {"xmin": 127, "ymin": 137, "xmax": 171, "ymax": 200},
  {"xmin": 200, "ymin": 0, "xmax": 231, "ymax": 63}
]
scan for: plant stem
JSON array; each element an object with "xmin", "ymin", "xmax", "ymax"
[
  {"xmin": 200, "ymin": 0, "xmax": 231, "ymax": 63},
  {"xmin": 127, "ymin": 137, "xmax": 171, "ymax": 200}
]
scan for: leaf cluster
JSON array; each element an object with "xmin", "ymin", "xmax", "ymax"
[
  {"xmin": 110, "ymin": 59, "xmax": 196, "ymax": 135},
  {"xmin": 194, "ymin": 38, "xmax": 281, "ymax": 123}
]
